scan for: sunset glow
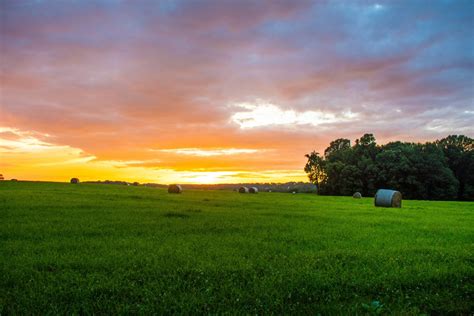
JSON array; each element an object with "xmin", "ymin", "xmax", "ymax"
[{"xmin": 1, "ymin": 1, "xmax": 473, "ymax": 184}]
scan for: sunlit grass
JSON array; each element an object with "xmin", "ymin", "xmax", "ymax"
[{"xmin": 1, "ymin": 181, "xmax": 473, "ymax": 314}]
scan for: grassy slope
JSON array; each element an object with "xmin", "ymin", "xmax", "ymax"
[{"xmin": 0, "ymin": 181, "xmax": 473, "ymax": 314}]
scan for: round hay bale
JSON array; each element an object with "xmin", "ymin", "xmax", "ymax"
[
  {"xmin": 70, "ymin": 178, "xmax": 80, "ymax": 184},
  {"xmin": 353, "ymin": 192, "xmax": 362, "ymax": 199},
  {"xmin": 374, "ymin": 189, "xmax": 402, "ymax": 208},
  {"xmin": 168, "ymin": 184, "xmax": 182, "ymax": 194},
  {"xmin": 248, "ymin": 187, "xmax": 258, "ymax": 193},
  {"xmin": 238, "ymin": 186, "xmax": 249, "ymax": 193}
]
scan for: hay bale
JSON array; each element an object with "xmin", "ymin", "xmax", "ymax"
[
  {"xmin": 353, "ymin": 192, "xmax": 362, "ymax": 199},
  {"xmin": 374, "ymin": 189, "xmax": 402, "ymax": 208},
  {"xmin": 249, "ymin": 187, "xmax": 258, "ymax": 193},
  {"xmin": 168, "ymin": 184, "xmax": 182, "ymax": 194},
  {"xmin": 238, "ymin": 186, "xmax": 249, "ymax": 193},
  {"xmin": 70, "ymin": 178, "xmax": 80, "ymax": 184}
]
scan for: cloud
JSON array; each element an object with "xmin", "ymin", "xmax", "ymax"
[
  {"xmin": 0, "ymin": 127, "xmax": 61, "ymax": 153},
  {"xmin": 156, "ymin": 148, "xmax": 261, "ymax": 157},
  {"xmin": 0, "ymin": 0, "xmax": 473, "ymax": 182},
  {"xmin": 230, "ymin": 101, "xmax": 358, "ymax": 129}
]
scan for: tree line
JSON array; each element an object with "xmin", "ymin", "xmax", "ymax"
[{"xmin": 304, "ymin": 134, "xmax": 474, "ymax": 200}]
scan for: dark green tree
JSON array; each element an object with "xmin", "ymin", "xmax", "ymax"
[
  {"xmin": 375, "ymin": 142, "xmax": 457, "ymax": 200},
  {"xmin": 324, "ymin": 138, "xmax": 351, "ymax": 160},
  {"xmin": 322, "ymin": 138, "xmax": 357, "ymax": 195},
  {"xmin": 304, "ymin": 151, "xmax": 326, "ymax": 190},
  {"xmin": 436, "ymin": 135, "xmax": 474, "ymax": 200},
  {"xmin": 375, "ymin": 142, "xmax": 419, "ymax": 197},
  {"xmin": 321, "ymin": 161, "xmax": 360, "ymax": 195},
  {"xmin": 304, "ymin": 133, "xmax": 465, "ymax": 200},
  {"xmin": 353, "ymin": 134, "xmax": 379, "ymax": 196}
]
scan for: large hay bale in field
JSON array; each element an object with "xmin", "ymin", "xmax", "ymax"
[
  {"xmin": 168, "ymin": 184, "xmax": 182, "ymax": 194},
  {"xmin": 238, "ymin": 186, "xmax": 249, "ymax": 193},
  {"xmin": 353, "ymin": 192, "xmax": 362, "ymax": 199},
  {"xmin": 249, "ymin": 187, "xmax": 258, "ymax": 193},
  {"xmin": 374, "ymin": 189, "xmax": 402, "ymax": 208},
  {"xmin": 70, "ymin": 178, "xmax": 79, "ymax": 184}
]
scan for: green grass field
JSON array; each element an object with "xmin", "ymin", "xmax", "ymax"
[{"xmin": 1, "ymin": 181, "xmax": 473, "ymax": 314}]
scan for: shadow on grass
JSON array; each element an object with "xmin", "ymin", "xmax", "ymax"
[
  {"xmin": 163, "ymin": 212, "xmax": 189, "ymax": 218},
  {"xmin": 184, "ymin": 208, "xmax": 202, "ymax": 213}
]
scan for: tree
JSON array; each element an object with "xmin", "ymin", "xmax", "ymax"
[
  {"xmin": 324, "ymin": 138, "xmax": 351, "ymax": 160},
  {"xmin": 375, "ymin": 142, "xmax": 419, "ymax": 197},
  {"xmin": 436, "ymin": 135, "xmax": 474, "ymax": 200},
  {"xmin": 420, "ymin": 143, "xmax": 458, "ymax": 199},
  {"xmin": 304, "ymin": 151, "xmax": 326, "ymax": 190},
  {"xmin": 304, "ymin": 134, "xmax": 467, "ymax": 200},
  {"xmin": 375, "ymin": 142, "xmax": 458, "ymax": 200},
  {"xmin": 353, "ymin": 134, "xmax": 379, "ymax": 196},
  {"xmin": 324, "ymin": 162, "xmax": 362, "ymax": 195},
  {"xmin": 319, "ymin": 138, "xmax": 355, "ymax": 195}
]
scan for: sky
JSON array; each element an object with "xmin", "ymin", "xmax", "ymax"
[{"xmin": 1, "ymin": 0, "xmax": 473, "ymax": 184}]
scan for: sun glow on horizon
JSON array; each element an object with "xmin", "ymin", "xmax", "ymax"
[{"xmin": 0, "ymin": 126, "xmax": 307, "ymax": 184}]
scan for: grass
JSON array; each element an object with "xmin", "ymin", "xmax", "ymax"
[{"xmin": 1, "ymin": 181, "xmax": 473, "ymax": 314}]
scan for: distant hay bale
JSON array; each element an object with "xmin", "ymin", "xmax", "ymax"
[
  {"xmin": 238, "ymin": 186, "xmax": 249, "ymax": 193},
  {"xmin": 353, "ymin": 192, "xmax": 362, "ymax": 199},
  {"xmin": 374, "ymin": 189, "xmax": 402, "ymax": 208},
  {"xmin": 249, "ymin": 187, "xmax": 258, "ymax": 193},
  {"xmin": 168, "ymin": 184, "xmax": 182, "ymax": 194},
  {"xmin": 70, "ymin": 178, "xmax": 80, "ymax": 184}
]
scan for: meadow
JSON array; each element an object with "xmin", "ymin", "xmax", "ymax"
[{"xmin": 1, "ymin": 181, "xmax": 473, "ymax": 315}]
